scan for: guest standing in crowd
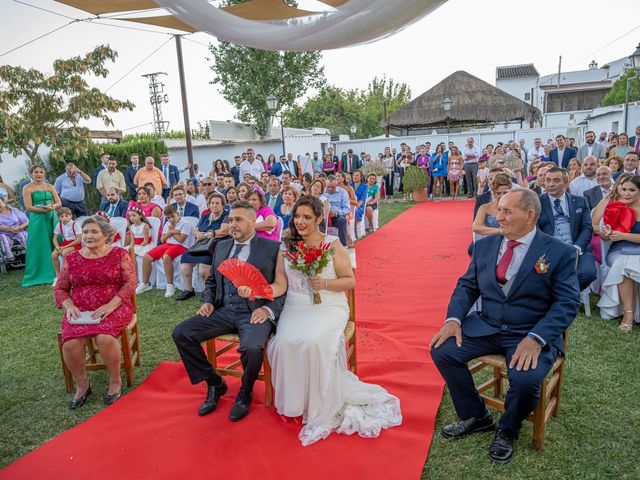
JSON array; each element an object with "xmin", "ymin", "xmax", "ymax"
[
  {"xmin": 22, "ymin": 165, "xmax": 61, "ymax": 287},
  {"xmin": 54, "ymin": 215, "xmax": 137, "ymax": 409},
  {"xmin": 209, "ymin": 159, "xmax": 227, "ymax": 179},
  {"xmin": 159, "ymin": 153, "xmax": 180, "ymax": 200},
  {"xmin": 239, "ymin": 149, "xmax": 265, "ymax": 180},
  {"xmin": 246, "ymin": 189, "xmax": 280, "ymax": 242},
  {"xmin": 0, "ymin": 196, "xmax": 28, "ymax": 263},
  {"xmin": 578, "ymin": 131, "xmax": 607, "ymax": 161},
  {"xmin": 598, "ymin": 175, "xmax": 640, "ymax": 332},
  {"xmin": 431, "ymin": 144, "xmax": 448, "ymax": 200},
  {"xmin": 550, "ymin": 135, "xmax": 577, "ymax": 168},
  {"xmin": 176, "ymin": 193, "xmax": 230, "ymax": 301},
  {"xmin": 448, "ymin": 146, "xmax": 463, "ymax": 200},
  {"xmin": 134, "ymin": 156, "xmax": 167, "ymax": 197},
  {"xmin": 124, "ymin": 153, "xmax": 140, "ymax": 200},
  {"xmin": 462, "ymin": 138, "xmax": 480, "ymax": 197},
  {"xmin": 54, "ymin": 162, "xmax": 91, "ymax": 218},
  {"xmin": 265, "ymin": 153, "xmax": 278, "ymax": 173},
  {"xmin": 91, "ymin": 153, "xmax": 109, "ymax": 186},
  {"xmin": 96, "ymin": 156, "xmax": 127, "ymax": 210},
  {"xmin": 609, "ymin": 133, "xmax": 631, "ymax": 159}
]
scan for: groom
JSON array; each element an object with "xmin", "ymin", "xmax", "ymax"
[
  {"xmin": 430, "ymin": 189, "xmax": 580, "ymax": 464},
  {"xmin": 172, "ymin": 200, "xmax": 285, "ymax": 421}
]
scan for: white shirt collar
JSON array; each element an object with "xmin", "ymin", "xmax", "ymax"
[
  {"xmin": 547, "ymin": 192, "xmax": 566, "ymax": 202},
  {"xmin": 234, "ymin": 233, "xmax": 255, "ymax": 246},
  {"xmin": 515, "ymin": 227, "xmax": 537, "ymax": 246}
]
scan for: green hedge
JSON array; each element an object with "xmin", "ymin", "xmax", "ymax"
[{"xmin": 48, "ymin": 139, "xmax": 167, "ymax": 212}]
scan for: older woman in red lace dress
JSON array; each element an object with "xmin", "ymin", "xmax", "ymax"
[{"xmin": 54, "ymin": 215, "xmax": 137, "ymax": 410}]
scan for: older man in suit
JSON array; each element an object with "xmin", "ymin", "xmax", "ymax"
[
  {"xmin": 577, "ymin": 131, "xmax": 607, "ymax": 161},
  {"xmin": 172, "ymin": 200, "xmax": 286, "ymax": 421},
  {"xmin": 549, "ymin": 135, "xmax": 576, "ymax": 168},
  {"xmin": 431, "ymin": 189, "xmax": 579, "ymax": 464},
  {"xmin": 160, "ymin": 153, "xmax": 180, "ymax": 200},
  {"xmin": 538, "ymin": 167, "xmax": 597, "ymax": 290},
  {"xmin": 583, "ymin": 166, "xmax": 613, "ymax": 211}
]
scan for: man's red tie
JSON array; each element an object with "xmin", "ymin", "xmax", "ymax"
[{"xmin": 496, "ymin": 240, "xmax": 521, "ymax": 284}]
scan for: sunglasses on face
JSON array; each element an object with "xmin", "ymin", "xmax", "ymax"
[{"xmin": 202, "ymin": 182, "xmax": 213, "ymax": 186}]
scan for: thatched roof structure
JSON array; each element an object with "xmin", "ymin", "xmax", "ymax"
[{"xmin": 386, "ymin": 71, "xmax": 541, "ymax": 130}]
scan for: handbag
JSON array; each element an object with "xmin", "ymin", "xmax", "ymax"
[{"xmin": 188, "ymin": 236, "xmax": 217, "ymax": 256}]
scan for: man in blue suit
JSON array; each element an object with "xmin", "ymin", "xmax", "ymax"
[
  {"xmin": 124, "ymin": 153, "xmax": 140, "ymax": 200},
  {"xmin": 269, "ymin": 155, "xmax": 298, "ymax": 180},
  {"xmin": 548, "ymin": 135, "xmax": 576, "ymax": 168},
  {"xmin": 100, "ymin": 187, "xmax": 129, "ymax": 218},
  {"xmin": 340, "ymin": 149, "xmax": 361, "ymax": 173},
  {"xmin": 171, "ymin": 185, "xmax": 199, "ymax": 219},
  {"xmin": 265, "ymin": 177, "xmax": 284, "ymax": 210},
  {"xmin": 160, "ymin": 153, "xmax": 180, "ymax": 200},
  {"xmin": 430, "ymin": 189, "xmax": 579, "ymax": 464},
  {"xmin": 537, "ymin": 167, "xmax": 597, "ymax": 290}
]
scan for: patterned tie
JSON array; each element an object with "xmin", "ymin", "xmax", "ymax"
[
  {"xmin": 178, "ymin": 206, "xmax": 184, "ymax": 217},
  {"xmin": 553, "ymin": 198, "xmax": 565, "ymax": 217},
  {"xmin": 496, "ymin": 240, "xmax": 521, "ymax": 284},
  {"xmin": 230, "ymin": 243, "xmax": 245, "ymax": 259},
  {"xmin": 268, "ymin": 195, "xmax": 277, "ymax": 208}
]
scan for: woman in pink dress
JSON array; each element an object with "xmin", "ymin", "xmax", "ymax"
[
  {"xmin": 447, "ymin": 146, "xmax": 463, "ymax": 200},
  {"xmin": 54, "ymin": 216, "xmax": 137, "ymax": 410},
  {"xmin": 246, "ymin": 188, "xmax": 280, "ymax": 241}
]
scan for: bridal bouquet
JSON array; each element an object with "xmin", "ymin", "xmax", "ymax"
[{"xmin": 284, "ymin": 241, "xmax": 335, "ymax": 304}]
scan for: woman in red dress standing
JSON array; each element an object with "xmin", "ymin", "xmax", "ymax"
[{"xmin": 54, "ymin": 215, "xmax": 137, "ymax": 409}]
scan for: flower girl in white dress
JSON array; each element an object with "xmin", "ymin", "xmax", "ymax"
[{"xmin": 241, "ymin": 196, "xmax": 401, "ymax": 446}]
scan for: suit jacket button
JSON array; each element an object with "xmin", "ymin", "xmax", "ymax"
[{"xmin": 501, "ymin": 325, "xmax": 508, "ymax": 330}]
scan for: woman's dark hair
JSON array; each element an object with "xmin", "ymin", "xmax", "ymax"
[
  {"xmin": 622, "ymin": 175, "xmax": 640, "ymax": 191},
  {"xmin": 225, "ymin": 186, "xmax": 237, "ymax": 202},
  {"xmin": 29, "ymin": 164, "xmax": 46, "ymax": 174},
  {"xmin": 247, "ymin": 188, "xmax": 266, "ymax": 208},
  {"xmin": 267, "ymin": 153, "xmax": 277, "ymax": 165},
  {"xmin": 352, "ymin": 169, "xmax": 363, "ymax": 183},
  {"xmin": 302, "ymin": 172, "xmax": 313, "ymax": 184},
  {"xmin": 136, "ymin": 186, "xmax": 151, "ymax": 200},
  {"xmin": 285, "ymin": 196, "xmax": 324, "ymax": 252},
  {"xmin": 435, "ymin": 144, "xmax": 444, "ymax": 154}
]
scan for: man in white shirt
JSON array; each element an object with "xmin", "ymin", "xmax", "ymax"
[
  {"xmin": 527, "ymin": 138, "xmax": 545, "ymax": 164},
  {"xmin": 569, "ymin": 156, "xmax": 598, "ymax": 197},
  {"xmin": 239, "ymin": 148, "xmax": 265, "ymax": 181},
  {"xmin": 583, "ymin": 166, "xmax": 612, "ymax": 211},
  {"xmin": 461, "ymin": 137, "xmax": 481, "ymax": 198}
]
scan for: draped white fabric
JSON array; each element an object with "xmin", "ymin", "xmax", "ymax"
[{"xmin": 155, "ymin": 0, "xmax": 447, "ymax": 51}]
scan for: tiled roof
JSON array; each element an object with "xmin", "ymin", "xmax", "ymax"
[{"xmin": 496, "ymin": 64, "xmax": 540, "ymax": 79}]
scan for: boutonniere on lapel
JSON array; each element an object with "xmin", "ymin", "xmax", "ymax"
[{"xmin": 534, "ymin": 255, "xmax": 550, "ymax": 274}]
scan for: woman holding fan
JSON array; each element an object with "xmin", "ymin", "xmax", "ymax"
[{"xmin": 239, "ymin": 196, "xmax": 402, "ymax": 446}]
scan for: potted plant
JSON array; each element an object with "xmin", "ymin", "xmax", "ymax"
[{"xmin": 402, "ymin": 166, "xmax": 428, "ymax": 201}]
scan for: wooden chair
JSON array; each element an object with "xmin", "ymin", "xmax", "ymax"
[
  {"xmin": 57, "ymin": 249, "xmax": 141, "ymax": 393},
  {"xmin": 468, "ymin": 330, "xmax": 568, "ymax": 451},
  {"xmin": 205, "ymin": 287, "xmax": 358, "ymax": 408}
]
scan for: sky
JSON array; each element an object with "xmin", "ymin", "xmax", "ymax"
[{"xmin": 1, "ymin": 0, "xmax": 639, "ymax": 136}]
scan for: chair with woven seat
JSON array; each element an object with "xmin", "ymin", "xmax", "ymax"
[
  {"xmin": 205, "ymin": 286, "xmax": 358, "ymax": 407},
  {"xmin": 468, "ymin": 330, "xmax": 568, "ymax": 451},
  {"xmin": 57, "ymin": 249, "xmax": 141, "ymax": 393}
]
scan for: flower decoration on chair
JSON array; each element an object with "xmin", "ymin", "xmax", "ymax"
[{"xmin": 284, "ymin": 241, "xmax": 334, "ymax": 304}]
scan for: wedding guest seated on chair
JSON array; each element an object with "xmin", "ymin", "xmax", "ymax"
[
  {"xmin": 176, "ymin": 193, "xmax": 230, "ymax": 301},
  {"xmin": 246, "ymin": 188, "xmax": 279, "ymax": 242},
  {"xmin": 538, "ymin": 167, "xmax": 597, "ymax": 290},
  {"xmin": 274, "ymin": 185, "xmax": 298, "ymax": 236},
  {"xmin": 99, "ymin": 187, "xmax": 128, "ymax": 218},
  {"xmin": 321, "ymin": 175, "xmax": 350, "ymax": 247},
  {"xmin": 51, "ymin": 207, "xmax": 82, "ymax": 286},
  {"xmin": 53, "ymin": 215, "xmax": 137, "ymax": 409},
  {"xmin": 0, "ymin": 196, "xmax": 28, "ymax": 263},
  {"xmin": 136, "ymin": 204, "xmax": 192, "ymax": 298},
  {"xmin": 430, "ymin": 189, "xmax": 580, "ymax": 464},
  {"xmin": 597, "ymin": 175, "xmax": 640, "ymax": 332},
  {"xmin": 364, "ymin": 173, "xmax": 380, "ymax": 234},
  {"xmin": 171, "ymin": 184, "xmax": 200, "ymax": 219},
  {"xmin": 472, "ymin": 173, "xmax": 512, "ymax": 240},
  {"xmin": 473, "ymin": 168, "xmax": 503, "ymax": 219},
  {"xmin": 172, "ymin": 200, "xmax": 285, "ymax": 421},
  {"xmin": 583, "ymin": 166, "xmax": 613, "ymax": 211},
  {"xmin": 124, "ymin": 206, "xmax": 153, "ymax": 260},
  {"xmin": 128, "ymin": 186, "xmax": 163, "ymax": 220}
]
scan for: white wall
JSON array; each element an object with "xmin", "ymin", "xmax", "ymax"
[
  {"xmin": 543, "ymin": 110, "xmax": 591, "ymax": 128},
  {"xmin": 496, "ymin": 77, "xmax": 538, "ymax": 106}
]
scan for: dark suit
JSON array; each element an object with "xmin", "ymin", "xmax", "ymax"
[
  {"xmin": 172, "ymin": 236, "xmax": 285, "ymax": 392},
  {"xmin": 100, "ymin": 199, "xmax": 128, "ymax": 218},
  {"xmin": 124, "ymin": 165, "xmax": 139, "ymax": 200},
  {"xmin": 160, "ymin": 164, "xmax": 180, "ymax": 199},
  {"xmin": 549, "ymin": 148, "xmax": 576, "ymax": 168},
  {"xmin": 613, "ymin": 169, "xmax": 638, "ymax": 181},
  {"xmin": 431, "ymin": 231, "xmax": 579, "ymax": 437},
  {"xmin": 265, "ymin": 192, "xmax": 284, "ymax": 210},
  {"xmin": 175, "ymin": 201, "xmax": 199, "ymax": 219},
  {"xmin": 537, "ymin": 192, "xmax": 597, "ymax": 290},
  {"xmin": 230, "ymin": 165, "xmax": 241, "ymax": 185},
  {"xmin": 630, "ymin": 136, "xmax": 637, "ymax": 149},
  {"xmin": 583, "ymin": 185, "xmax": 605, "ymax": 211},
  {"xmin": 340, "ymin": 154, "xmax": 362, "ymax": 173},
  {"xmin": 270, "ymin": 161, "xmax": 298, "ymax": 179}
]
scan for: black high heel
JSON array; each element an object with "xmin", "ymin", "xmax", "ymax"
[{"xmin": 103, "ymin": 387, "xmax": 123, "ymax": 406}]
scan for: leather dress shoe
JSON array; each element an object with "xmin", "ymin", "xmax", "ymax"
[
  {"xmin": 104, "ymin": 388, "xmax": 123, "ymax": 406},
  {"xmin": 175, "ymin": 290, "xmax": 195, "ymax": 301},
  {"xmin": 489, "ymin": 429, "xmax": 516, "ymax": 464},
  {"xmin": 198, "ymin": 379, "xmax": 228, "ymax": 416},
  {"xmin": 229, "ymin": 388, "xmax": 253, "ymax": 422},
  {"xmin": 441, "ymin": 412, "xmax": 495, "ymax": 439},
  {"xmin": 69, "ymin": 384, "xmax": 92, "ymax": 410}
]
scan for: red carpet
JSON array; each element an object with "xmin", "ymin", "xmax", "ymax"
[{"xmin": 1, "ymin": 200, "xmax": 473, "ymax": 480}]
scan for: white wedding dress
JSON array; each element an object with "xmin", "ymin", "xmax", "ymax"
[{"xmin": 267, "ymin": 236, "xmax": 402, "ymax": 446}]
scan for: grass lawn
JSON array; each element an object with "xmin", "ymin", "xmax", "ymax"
[{"xmin": 2, "ymin": 199, "xmax": 638, "ymax": 479}]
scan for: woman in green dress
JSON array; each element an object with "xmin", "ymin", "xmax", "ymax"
[{"xmin": 21, "ymin": 165, "xmax": 61, "ymax": 287}]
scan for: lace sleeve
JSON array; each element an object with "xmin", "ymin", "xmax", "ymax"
[
  {"xmin": 116, "ymin": 250, "xmax": 137, "ymax": 304},
  {"xmin": 53, "ymin": 259, "xmax": 72, "ymax": 309}
]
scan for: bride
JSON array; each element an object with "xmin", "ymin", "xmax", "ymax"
[{"xmin": 240, "ymin": 196, "xmax": 401, "ymax": 446}]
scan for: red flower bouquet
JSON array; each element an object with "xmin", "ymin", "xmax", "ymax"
[{"xmin": 284, "ymin": 241, "xmax": 335, "ymax": 304}]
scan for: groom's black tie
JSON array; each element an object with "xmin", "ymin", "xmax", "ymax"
[{"xmin": 231, "ymin": 243, "xmax": 245, "ymax": 259}]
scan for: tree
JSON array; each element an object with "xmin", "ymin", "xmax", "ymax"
[
  {"xmin": 0, "ymin": 45, "xmax": 134, "ymax": 166},
  {"xmin": 284, "ymin": 76, "xmax": 411, "ymax": 138},
  {"xmin": 602, "ymin": 69, "xmax": 640, "ymax": 106},
  {"xmin": 208, "ymin": 0, "xmax": 325, "ymax": 138}
]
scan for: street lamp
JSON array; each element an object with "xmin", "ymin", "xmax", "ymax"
[
  {"xmin": 442, "ymin": 96, "xmax": 452, "ymax": 133},
  {"xmin": 350, "ymin": 124, "xmax": 357, "ymax": 137},
  {"xmin": 623, "ymin": 43, "xmax": 640, "ymax": 132},
  {"xmin": 266, "ymin": 94, "xmax": 286, "ymax": 157}
]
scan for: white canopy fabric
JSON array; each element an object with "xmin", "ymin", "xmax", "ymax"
[{"xmin": 153, "ymin": 0, "xmax": 446, "ymax": 51}]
